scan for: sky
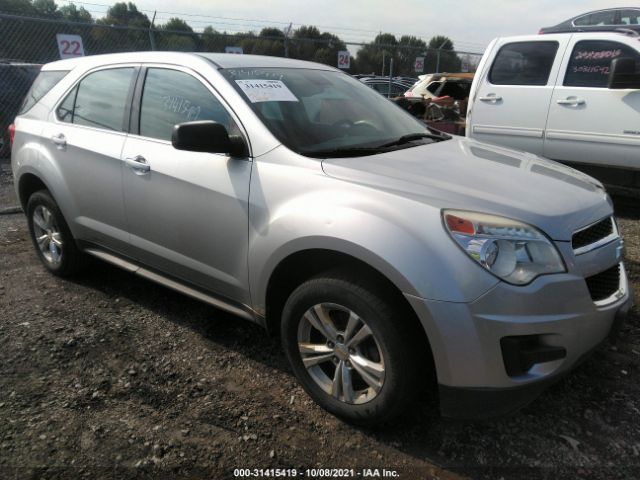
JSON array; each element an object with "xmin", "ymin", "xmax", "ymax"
[{"xmin": 59, "ymin": 0, "xmax": 640, "ymax": 54}]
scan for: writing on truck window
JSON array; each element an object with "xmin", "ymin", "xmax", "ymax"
[{"xmin": 564, "ymin": 41, "xmax": 638, "ymax": 88}]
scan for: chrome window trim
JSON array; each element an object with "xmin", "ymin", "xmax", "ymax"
[{"xmin": 573, "ymin": 216, "xmax": 619, "ymax": 256}]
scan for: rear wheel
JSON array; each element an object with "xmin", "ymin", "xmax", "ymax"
[
  {"xmin": 26, "ymin": 190, "xmax": 87, "ymax": 277},
  {"xmin": 281, "ymin": 273, "xmax": 419, "ymax": 425}
]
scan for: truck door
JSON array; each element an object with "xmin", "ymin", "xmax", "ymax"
[
  {"xmin": 544, "ymin": 36, "xmax": 640, "ymax": 170},
  {"xmin": 468, "ymin": 37, "xmax": 568, "ymax": 155}
]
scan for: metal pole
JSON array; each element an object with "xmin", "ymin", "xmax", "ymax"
[
  {"xmin": 435, "ymin": 39, "xmax": 447, "ymax": 73},
  {"xmin": 388, "ymin": 58, "xmax": 393, "ymax": 98},
  {"xmin": 149, "ymin": 11, "xmax": 157, "ymax": 51},
  {"xmin": 381, "ymin": 50, "xmax": 385, "ymax": 76},
  {"xmin": 284, "ymin": 22, "xmax": 292, "ymax": 58}
]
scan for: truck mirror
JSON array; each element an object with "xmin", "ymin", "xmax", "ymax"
[{"xmin": 608, "ymin": 57, "xmax": 640, "ymax": 89}]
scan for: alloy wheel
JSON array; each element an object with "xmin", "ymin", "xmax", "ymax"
[
  {"xmin": 297, "ymin": 303, "xmax": 386, "ymax": 404},
  {"xmin": 32, "ymin": 205, "xmax": 63, "ymax": 265}
]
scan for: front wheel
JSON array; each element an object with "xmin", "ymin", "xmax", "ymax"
[{"xmin": 281, "ymin": 274, "xmax": 418, "ymax": 425}]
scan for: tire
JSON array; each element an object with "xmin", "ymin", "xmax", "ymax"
[
  {"xmin": 281, "ymin": 273, "xmax": 418, "ymax": 425},
  {"xmin": 26, "ymin": 190, "xmax": 87, "ymax": 277}
]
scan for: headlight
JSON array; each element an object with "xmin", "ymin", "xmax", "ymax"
[{"xmin": 443, "ymin": 210, "xmax": 566, "ymax": 285}]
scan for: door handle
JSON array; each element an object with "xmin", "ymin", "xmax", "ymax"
[
  {"xmin": 478, "ymin": 95, "xmax": 502, "ymax": 102},
  {"xmin": 125, "ymin": 156, "xmax": 151, "ymax": 173},
  {"xmin": 557, "ymin": 97, "xmax": 585, "ymax": 106},
  {"xmin": 50, "ymin": 133, "xmax": 66, "ymax": 148}
]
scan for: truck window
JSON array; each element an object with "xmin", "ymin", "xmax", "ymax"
[
  {"xmin": 489, "ymin": 41, "xmax": 558, "ymax": 86},
  {"xmin": 564, "ymin": 40, "xmax": 640, "ymax": 88}
]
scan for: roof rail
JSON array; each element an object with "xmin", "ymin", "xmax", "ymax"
[{"xmin": 615, "ymin": 28, "xmax": 640, "ymax": 37}]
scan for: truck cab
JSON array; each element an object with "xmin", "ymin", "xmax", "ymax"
[{"xmin": 467, "ymin": 31, "xmax": 640, "ymax": 188}]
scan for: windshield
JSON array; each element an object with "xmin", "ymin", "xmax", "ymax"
[{"xmin": 220, "ymin": 67, "xmax": 440, "ymax": 157}]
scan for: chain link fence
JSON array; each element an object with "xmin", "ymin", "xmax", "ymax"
[
  {"xmin": 0, "ymin": 11, "xmax": 483, "ymax": 156},
  {"xmin": 0, "ymin": 12, "xmax": 483, "ymax": 73}
]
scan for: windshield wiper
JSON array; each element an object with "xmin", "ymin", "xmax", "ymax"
[
  {"xmin": 378, "ymin": 131, "xmax": 447, "ymax": 148},
  {"xmin": 300, "ymin": 146, "xmax": 388, "ymax": 158}
]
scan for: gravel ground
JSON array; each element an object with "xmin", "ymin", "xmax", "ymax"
[{"xmin": 1, "ymin": 162, "xmax": 639, "ymax": 480}]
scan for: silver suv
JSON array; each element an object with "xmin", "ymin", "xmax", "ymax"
[{"xmin": 11, "ymin": 52, "xmax": 631, "ymax": 425}]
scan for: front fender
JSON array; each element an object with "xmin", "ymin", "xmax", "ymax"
[{"xmin": 247, "ymin": 155, "xmax": 499, "ymax": 311}]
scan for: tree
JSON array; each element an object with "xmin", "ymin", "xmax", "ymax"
[
  {"xmin": 32, "ymin": 0, "xmax": 59, "ymax": 18},
  {"xmin": 0, "ymin": 0, "xmax": 37, "ymax": 16},
  {"xmin": 355, "ymin": 33, "xmax": 398, "ymax": 76},
  {"xmin": 397, "ymin": 35, "xmax": 427, "ymax": 76},
  {"xmin": 93, "ymin": 2, "xmax": 152, "ymax": 53},
  {"xmin": 59, "ymin": 4, "xmax": 93, "ymax": 23},
  {"xmin": 290, "ymin": 26, "xmax": 346, "ymax": 67},
  {"xmin": 158, "ymin": 17, "xmax": 197, "ymax": 51},
  {"xmin": 425, "ymin": 35, "xmax": 461, "ymax": 73},
  {"xmin": 201, "ymin": 26, "xmax": 227, "ymax": 52},
  {"xmin": 246, "ymin": 27, "xmax": 285, "ymax": 56},
  {"xmin": 99, "ymin": 2, "xmax": 150, "ymax": 28}
]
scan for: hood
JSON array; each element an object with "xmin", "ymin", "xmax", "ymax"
[{"xmin": 321, "ymin": 137, "xmax": 612, "ymax": 241}]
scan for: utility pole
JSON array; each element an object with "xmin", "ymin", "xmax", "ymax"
[
  {"xmin": 149, "ymin": 11, "xmax": 157, "ymax": 51},
  {"xmin": 435, "ymin": 38, "xmax": 447, "ymax": 73},
  {"xmin": 387, "ymin": 58, "xmax": 393, "ymax": 98},
  {"xmin": 283, "ymin": 22, "xmax": 292, "ymax": 58}
]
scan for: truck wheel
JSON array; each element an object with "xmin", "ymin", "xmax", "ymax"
[
  {"xmin": 26, "ymin": 190, "xmax": 87, "ymax": 277},
  {"xmin": 281, "ymin": 273, "xmax": 417, "ymax": 425}
]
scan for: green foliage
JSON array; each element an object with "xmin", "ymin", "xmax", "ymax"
[
  {"xmin": 59, "ymin": 4, "xmax": 92, "ymax": 23},
  {"xmin": 0, "ymin": 0, "xmax": 38, "ymax": 15},
  {"xmin": 99, "ymin": 2, "xmax": 150, "ymax": 28},
  {"xmin": 425, "ymin": 35, "xmax": 461, "ymax": 72},
  {"xmin": 157, "ymin": 17, "xmax": 197, "ymax": 51},
  {"xmin": 289, "ymin": 25, "xmax": 346, "ymax": 67},
  {"xmin": 0, "ymin": 1, "xmax": 465, "ymax": 73}
]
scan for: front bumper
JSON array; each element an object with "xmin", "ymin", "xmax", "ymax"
[{"xmin": 405, "ymin": 260, "xmax": 632, "ymax": 419}]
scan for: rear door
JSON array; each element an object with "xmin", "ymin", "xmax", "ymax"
[
  {"xmin": 468, "ymin": 37, "xmax": 568, "ymax": 154},
  {"xmin": 120, "ymin": 65, "xmax": 252, "ymax": 304},
  {"xmin": 41, "ymin": 66, "xmax": 137, "ymax": 252},
  {"xmin": 544, "ymin": 36, "xmax": 640, "ymax": 169}
]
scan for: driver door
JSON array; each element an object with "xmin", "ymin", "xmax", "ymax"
[{"xmin": 121, "ymin": 66, "xmax": 252, "ymax": 304}]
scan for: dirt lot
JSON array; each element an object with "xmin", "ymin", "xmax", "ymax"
[{"xmin": 1, "ymin": 161, "xmax": 639, "ymax": 480}]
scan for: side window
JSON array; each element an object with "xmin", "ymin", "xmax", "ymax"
[
  {"xmin": 564, "ymin": 40, "xmax": 640, "ymax": 88},
  {"xmin": 619, "ymin": 9, "xmax": 640, "ymax": 25},
  {"xmin": 489, "ymin": 41, "xmax": 558, "ymax": 86},
  {"xmin": 64, "ymin": 68, "xmax": 134, "ymax": 131},
  {"xmin": 574, "ymin": 11, "xmax": 616, "ymax": 26},
  {"xmin": 139, "ymin": 68, "xmax": 237, "ymax": 142},
  {"xmin": 19, "ymin": 69, "xmax": 66, "ymax": 114}
]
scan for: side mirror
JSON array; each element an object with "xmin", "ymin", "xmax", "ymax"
[
  {"xmin": 172, "ymin": 121, "xmax": 247, "ymax": 157},
  {"xmin": 608, "ymin": 57, "xmax": 640, "ymax": 89}
]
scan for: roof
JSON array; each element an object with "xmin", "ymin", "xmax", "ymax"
[
  {"xmin": 41, "ymin": 51, "xmax": 338, "ymax": 72},
  {"xmin": 495, "ymin": 30, "xmax": 640, "ymax": 42}
]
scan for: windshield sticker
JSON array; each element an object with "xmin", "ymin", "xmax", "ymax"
[{"xmin": 235, "ymin": 80, "xmax": 299, "ymax": 103}]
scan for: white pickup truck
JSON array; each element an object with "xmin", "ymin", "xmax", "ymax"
[{"xmin": 467, "ymin": 31, "xmax": 640, "ymax": 189}]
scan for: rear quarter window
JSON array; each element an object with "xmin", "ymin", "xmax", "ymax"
[
  {"xmin": 489, "ymin": 41, "xmax": 559, "ymax": 86},
  {"xmin": 18, "ymin": 70, "xmax": 67, "ymax": 114}
]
